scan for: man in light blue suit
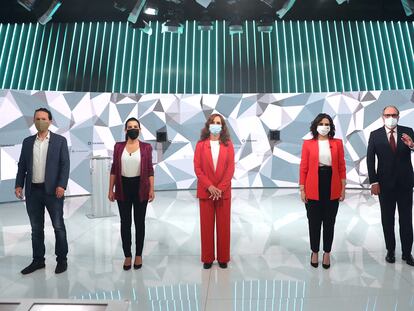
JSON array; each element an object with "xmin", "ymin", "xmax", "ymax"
[{"xmin": 15, "ymin": 108, "xmax": 70, "ymax": 274}]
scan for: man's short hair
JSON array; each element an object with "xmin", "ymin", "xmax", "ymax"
[{"xmin": 34, "ymin": 108, "xmax": 53, "ymax": 120}]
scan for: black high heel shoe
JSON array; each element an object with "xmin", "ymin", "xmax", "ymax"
[
  {"xmin": 134, "ymin": 256, "xmax": 142, "ymax": 269},
  {"xmin": 123, "ymin": 257, "xmax": 132, "ymax": 271},
  {"xmin": 310, "ymin": 252, "xmax": 318, "ymax": 268},
  {"xmin": 322, "ymin": 253, "xmax": 330, "ymax": 269}
]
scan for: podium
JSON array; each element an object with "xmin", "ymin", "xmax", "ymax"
[{"xmin": 88, "ymin": 156, "xmax": 115, "ymax": 218}]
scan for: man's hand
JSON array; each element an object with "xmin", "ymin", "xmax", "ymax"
[
  {"xmin": 15, "ymin": 187, "xmax": 24, "ymax": 200},
  {"xmin": 401, "ymin": 133, "xmax": 414, "ymax": 148},
  {"xmin": 371, "ymin": 183, "xmax": 380, "ymax": 196},
  {"xmin": 55, "ymin": 186, "xmax": 65, "ymax": 199}
]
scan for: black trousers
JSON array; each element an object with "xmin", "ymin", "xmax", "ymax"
[
  {"xmin": 116, "ymin": 176, "xmax": 148, "ymax": 258},
  {"xmin": 305, "ymin": 167, "xmax": 339, "ymax": 253},
  {"xmin": 379, "ymin": 186, "xmax": 413, "ymax": 256}
]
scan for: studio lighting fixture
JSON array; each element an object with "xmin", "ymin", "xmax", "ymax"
[
  {"xmin": 130, "ymin": 19, "xmax": 153, "ymax": 35},
  {"xmin": 162, "ymin": 20, "xmax": 183, "ymax": 34},
  {"xmin": 127, "ymin": 0, "xmax": 147, "ymax": 24},
  {"xmin": 198, "ymin": 19, "xmax": 213, "ymax": 31},
  {"xmin": 257, "ymin": 20, "xmax": 273, "ymax": 33},
  {"xmin": 143, "ymin": 6, "xmax": 158, "ymax": 15},
  {"xmin": 276, "ymin": 0, "xmax": 296, "ymax": 19},
  {"xmin": 17, "ymin": 0, "xmax": 37, "ymax": 11},
  {"xmin": 401, "ymin": 0, "xmax": 414, "ymax": 16},
  {"xmin": 229, "ymin": 19, "xmax": 243, "ymax": 35},
  {"xmin": 17, "ymin": 0, "xmax": 63, "ymax": 24},
  {"xmin": 195, "ymin": 0, "xmax": 213, "ymax": 8}
]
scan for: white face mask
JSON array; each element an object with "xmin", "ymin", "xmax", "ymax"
[
  {"xmin": 317, "ymin": 125, "xmax": 330, "ymax": 136},
  {"xmin": 384, "ymin": 117, "xmax": 398, "ymax": 129}
]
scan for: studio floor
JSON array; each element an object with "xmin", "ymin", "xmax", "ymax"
[{"xmin": 1, "ymin": 189, "xmax": 414, "ymax": 311}]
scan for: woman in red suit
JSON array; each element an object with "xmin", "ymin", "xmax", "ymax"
[
  {"xmin": 194, "ymin": 114, "xmax": 235, "ymax": 269},
  {"xmin": 299, "ymin": 113, "xmax": 346, "ymax": 269},
  {"xmin": 108, "ymin": 117, "xmax": 155, "ymax": 270}
]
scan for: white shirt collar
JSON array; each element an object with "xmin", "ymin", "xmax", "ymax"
[
  {"xmin": 385, "ymin": 126, "xmax": 397, "ymax": 134},
  {"xmin": 36, "ymin": 131, "xmax": 50, "ymax": 141}
]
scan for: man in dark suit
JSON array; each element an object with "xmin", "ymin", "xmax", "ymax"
[
  {"xmin": 15, "ymin": 108, "xmax": 70, "ymax": 274},
  {"xmin": 367, "ymin": 105, "xmax": 414, "ymax": 266}
]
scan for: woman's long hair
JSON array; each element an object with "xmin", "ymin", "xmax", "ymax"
[
  {"xmin": 310, "ymin": 113, "xmax": 335, "ymax": 139},
  {"xmin": 200, "ymin": 114, "xmax": 231, "ymax": 145}
]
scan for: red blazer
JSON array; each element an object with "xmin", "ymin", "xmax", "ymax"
[
  {"xmin": 299, "ymin": 138, "xmax": 346, "ymax": 200},
  {"xmin": 194, "ymin": 139, "xmax": 235, "ymax": 199},
  {"xmin": 110, "ymin": 141, "xmax": 154, "ymax": 202}
]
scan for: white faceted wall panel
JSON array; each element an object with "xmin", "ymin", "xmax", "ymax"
[{"xmin": 1, "ymin": 89, "xmax": 414, "ymax": 203}]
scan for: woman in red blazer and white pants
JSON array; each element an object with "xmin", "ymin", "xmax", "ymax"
[
  {"xmin": 194, "ymin": 114, "xmax": 235, "ymax": 269},
  {"xmin": 299, "ymin": 113, "xmax": 346, "ymax": 269}
]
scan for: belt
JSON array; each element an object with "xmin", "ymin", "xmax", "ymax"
[
  {"xmin": 318, "ymin": 166, "xmax": 332, "ymax": 171},
  {"xmin": 31, "ymin": 183, "xmax": 45, "ymax": 189}
]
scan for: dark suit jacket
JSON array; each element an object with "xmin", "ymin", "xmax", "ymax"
[
  {"xmin": 110, "ymin": 141, "xmax": 154, "ymax": 202},
  {"xmin": 367, "ymin": 125, "xmax": 414, "ymax": 190},
  {"xmin": 15, "ymin": 132, "xmax": 70, "ymax": 196},
  {"xmin": 193, "ymin": 139, "xmax": 235, "ymax": 199}
]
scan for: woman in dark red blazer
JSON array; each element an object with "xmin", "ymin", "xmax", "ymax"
[
  {"xmin": 108, "ymin": 117, "xmax": 154, "ymax": 270},
  {"xmin": 299, "ymin": 113, "xmax": 346, "ymax": 269},
  {"xmin": 194, "ymin": 114, "xmax": 235, "ymax": 269}
]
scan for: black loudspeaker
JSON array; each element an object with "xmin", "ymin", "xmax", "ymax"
[
  {"xmin": 156, "ymin": 131, "xmax": 167, "ymax": 142},
  {"xmin": 269, "ymin": 130, "xmax": 280, "ymax": 141}
]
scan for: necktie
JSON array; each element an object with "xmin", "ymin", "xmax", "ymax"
[{"xmin": 389, "ymin": 129, "xmax": 396, "ymax": 153}]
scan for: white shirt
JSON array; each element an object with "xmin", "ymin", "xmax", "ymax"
[
  {"xmin": 210, "ymin": 140, "xmax": 220, "ymax": 171},
  {"xmin": 385, "ymin": 126, "xmax": 397, "ymax": 145},
  {"xmin": 121, "ymin": 148, "xmax": 141, "ymax": 177},
  {"xmin": 32, "ymin": 131, "xmax": 50, "ymax": 183},
  {"xmin": 318, "ymin": 139, "xmax": 332, "ymax": 166}
]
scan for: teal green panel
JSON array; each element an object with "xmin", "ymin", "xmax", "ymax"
[{"xmin": 0, "ymin": 20, "xmax": 414, "ymax": 93}]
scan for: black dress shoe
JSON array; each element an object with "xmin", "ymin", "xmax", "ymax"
[
  {"xmin": 386, "ymin": 251, "xmax": 395, "ymax": 263},
  {"xmin": 21, "ymin": 261, "xmax": 45, "ymax": 275},
  {"xmin": 402, "ymin": 254, "xmax": 414, "ymax": 266},
  {"xmin": 55, "ymin": 261, "xmax": 67, "ymax": 274},
  {"xmin": 203, "ymin": 262, "xmax": 213, "ymax": 269},
  {"xmin": 133, "ymin": 264, "xmax": 142, "ymax": 270},
  {"xmin": 310, "ymin": 252, "xmax": 318, "ymax": 268},
  {"xmin": 218, "ymin": 262, "xmax": 228, "ymax": 269}
]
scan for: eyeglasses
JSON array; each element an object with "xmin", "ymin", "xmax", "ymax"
[{"xmin": 383, "ymin": 114, "xmax": 399, "ymax": 118}]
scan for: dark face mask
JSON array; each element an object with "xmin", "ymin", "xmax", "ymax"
[{"xmin": 126, "ymin": 129, "xmax": 139, "ymax": 140}]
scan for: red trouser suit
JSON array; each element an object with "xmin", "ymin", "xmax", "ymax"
[{"xmin": 194, "ymin": 139, "xmax": 235, "ymax": 263}]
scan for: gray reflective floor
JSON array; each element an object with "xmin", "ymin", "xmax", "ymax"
[{"xmin": 1, "ymin": 189, "xmax": 414, "ymax": 311}]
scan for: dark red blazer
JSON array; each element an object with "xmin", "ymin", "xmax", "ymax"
[
  {"xmin": 299, "ymin": 138, "xmax": 346, "ymax": 200},
  {"xmin": 194, "ymin": 139, "xmax": 235, "ymax": 199},
  {"xmin": 110, "ymin": 141, "xmax": 154, "ymax": 202}
]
